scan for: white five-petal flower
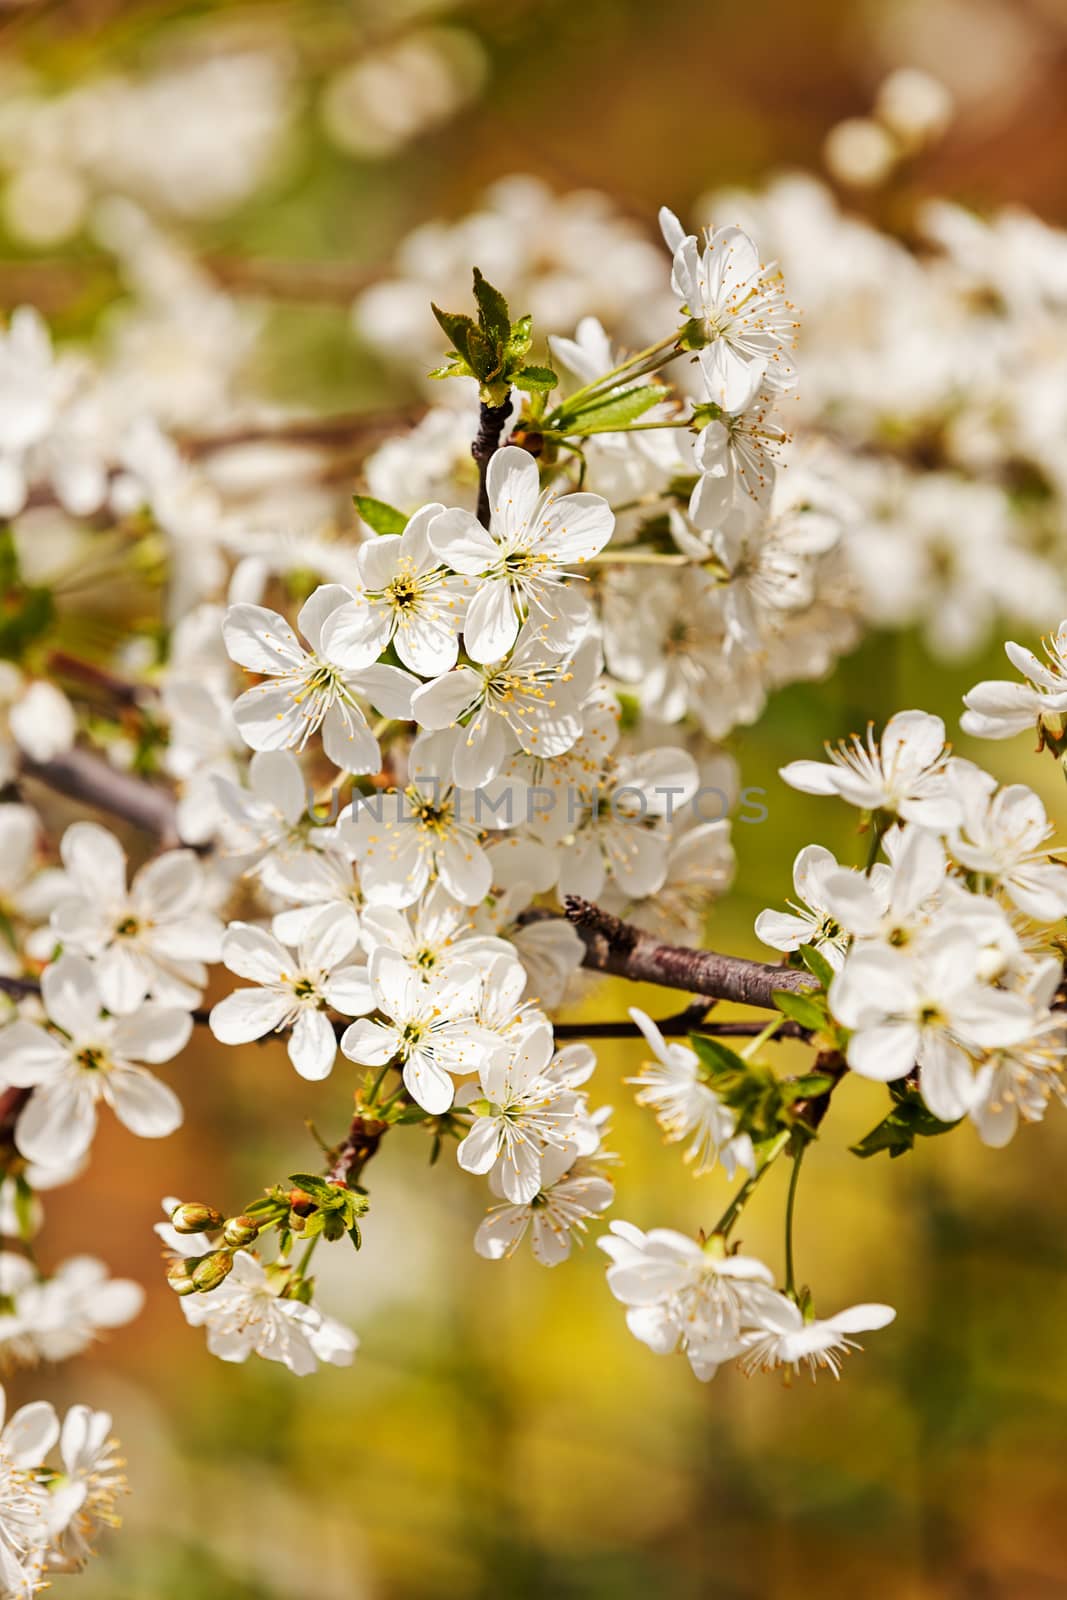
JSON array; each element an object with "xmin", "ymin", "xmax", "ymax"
[
  {"xmin": 340, "ymin": 948, "xmax": 502, "ymax": 1114},
  {"xmin": 319, "ymin": 503, "xmax": 468, "ymax": 676},
  {"xmin": 428, "ymin": 446, "xmax": 614, "ymax": 664},
  {"xmin": 780, "ymin": 710, "xmax": 961, "ymax": 829},
  {"xmin": 0, "ymin": 953, "xmax": 187, "ymax": 1167},
  {"xmin": 223, "ymin": 584, "xmax": 416, "ymax": 772},
  {"xmin": 209, "ymin": 906, "xmax": 373, "ymax": 1081}
]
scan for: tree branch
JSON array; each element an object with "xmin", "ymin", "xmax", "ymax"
[
  {"xmin": 561, "ymin": 897, "xmax": 818, "ymax": 1009},
  {"xmin": 179, "ymin": 406, "xmax": 425, "ymax": 460},
  {"xmin": 20, "ymin": 747, "xmax": 182, "ymax": 847},
  {"xmin": 326, "ymin": 1109, "xmax": 388, "ymax": 1186},
  {"xmin": 472, "ymin": 395, "xmax": 513, "ymax": 527}
]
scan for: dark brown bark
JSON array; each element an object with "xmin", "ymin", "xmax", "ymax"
[{"xmin": 562, "ymin": 897, "xmax": 819, "ymax": 1009}]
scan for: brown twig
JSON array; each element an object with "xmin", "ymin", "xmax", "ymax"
[
  {"xmin": 0, "ymin": 976, "xmax": 40, "ymax": 1001},
  {"xmin": 327, "ymin": 1109, "xmax": 388, "ymax": 1186},
  {"xmin": 562, "ymin": 897, "xmax": 819, "ymax": 1009},
  {"xmin": 20, "ymin": 746, "xmax": 181, "ymax": 847},
  {"xmin": 203, "ymin": 255, "xmax": 384, "ymax": 305},
  {"xmin": 179, "ymin": 406, "xmax": 425, "ymax": 460},
  {"xmin": 472, "ymin": 395, "xmax": 513, "ymax": 527},
  {"xmin": 792, "ymin": 1050, "xmax": 849, "ymax": 1133}
]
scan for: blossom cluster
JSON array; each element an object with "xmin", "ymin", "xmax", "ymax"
[
  {"xmin": 759, "ymin": 710, "xmax": 1067, "ymax": 1143},
  {"xmin": 5, "ymin": 36, "xmax": 1067, "ymax": 1585},
  {"xmin": 0, "ymin": 1385, "xmax": 124, "ymax": 1598}
]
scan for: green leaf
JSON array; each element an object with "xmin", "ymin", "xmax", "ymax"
[
  {"xmin": 689, "ymin": 1033, "xmax": 750, "ymax": 1080},
  {"xmin": 772, "ymin": 990, "xmax": 826, "ymax": 1032},
  {"xmin": 431, "ymin": 304, "xmax": 477, "ymax": 364},
  {"xmin": 798, "ymin": 945, "xmax": 836, "ymax": 988},
  {"xmin": 782, "ymin": 1073, "xmax": 833, "ymax": 1100},
  {"xmin": 506, "ymin": 314, "xmax": 533, "ymax": 361},
  {"xmin": 287, "ymin": 1173, "xmax": 346, "ymax": 1209},
  {"xmin": 512, "ymin": 364, "xmax": 559, "ymax": 395},
  {"xmin": 850, "ymin": 1089, "xmax": 960, "ymax": 1160},
  {"xmin": 558, "ymin": 383, "xmax": 663, "ymax": 434},
  {"xmin": 353, "ymin": 495, "xmax": 407, "ymax": 537},
  {"xmin": 348, "ymin": 1221, "xmax": 362, "ymax": 1250},
  {"xmin": 472, "ymin": 268, "xmax": 510, "ymax": 347}
]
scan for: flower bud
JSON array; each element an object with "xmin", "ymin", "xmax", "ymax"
[
  {"xmin": 191, "ymin": 1249, "xmax": 234, "ymax": 1292},
  {"xmin": 166, "ymin": 1259, "xmax": 200, "ymax": 1296},
  {"xmin": 170, "ymin": 1202, "xmax": 224, "ymax": 1234},
  {"xmin": 287, "ymin": 1188, "xmax": 316, "ymax": 1217},
  {"xmin": 223, "ymin": 1214, "xmax": 260, "ymax": 1248}
]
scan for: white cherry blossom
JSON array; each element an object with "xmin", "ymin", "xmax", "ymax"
[
  {"xmin": 738, "ymin": 1296, "xmax": 896, "ymax": 1379},
  {"xmin": 599, "ymin": 1221, "xmax": 781, "ymax": 1381},
  {"xmin": 755, "ymin": 844, "xmax": 855, "ymax": 970},
  {"xmin": 659, "ymin": 209, "xmax": 796, "ymax": 406},
  {"xmin": 0, "ymin": 953, "xmax": 187, "ymax": 1166},
  {"xmin": 210, "ymin": 908, "xmax": 372, "ymax": 1081},
  {"xmin": 0, "ymin": 1255, "xmax": 143, "ymax": 1367},
  {"xmin": 340, "ymin": 948, "xmax": 501, "ymax": 1114},
  {"xmin": 456, "ymin": 1026, "xmax": 597, "ymax": 1201},
  {"xmin": 223, "ymin": 585, "xmax": 417, "ymax": 772},
  {"xmin": 339, "ymin": 732, "xmax": 502, "ymax": 907},
  {"xmin": 627, "ymin": 1009, "xmax": 754, "ymax": 1178},
  {"xmin": 945, "ymin": 762, "xmax": 1067, "ymax": 921},
  {"xmin": 319, "ymin": 503, "xmax": 468, "ymax": 676},
  {"xmin": 474, "ymin": 1142, "xmax": 614, "ymax": 1266},
  {"xmin": 962, "ymin": 621, "xmax": 1067, "ymax": 740},
  {"xmin": 50, "ymin": 821, "xmax": 223, "ymax": 1013},
  {"xmin": 828, "ymin": 929, "xmax": 1035, "ymax": 1120},
  {"xmin": 428, "ymin": 446, "xmax": 614, "ymax": 663},
  {"xmin": 411, "ymin": 629, "xmax": 598, "ymax": 789},
  {"xmin": 780, "ymin": 710, "xmax": 961, "ymax": 828},
  {"xmin": 178, "ymin": 1251, "xmax": 357, "ymax": 1377}
]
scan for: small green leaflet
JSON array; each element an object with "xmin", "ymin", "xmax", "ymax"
[
  {"xmin": 798, "ymin": 945, "xmax": 836, "ymax": 988},
  {"xmin": 353, "ymin": 495, "xmax": 407, "ymax": 537},
  {"xmin": 513, "ymin": 365, "xmax": 558, "ymax": 394},
  {"xmin": 771, "ymin": 990, "xmax": 827, "ymax": 1032},
  {"xmin": 557, "ymin": 383, "xmax": 664, "ymax": 434},
  {"xmin": 688, "ymin": 1033, "xmax": 749, "ymax": 1079},
  {"xmin": 850, "ymin": 1086, "xmax": 960, "ymax": 1160},
  {"xmin": 472, "ymin": 268, "xmax": 510, "ymax": 347}
]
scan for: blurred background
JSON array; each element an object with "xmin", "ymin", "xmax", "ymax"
[{"xmin": 5, "ymin": 1, "xmax": 1067, "ymax": 1596}]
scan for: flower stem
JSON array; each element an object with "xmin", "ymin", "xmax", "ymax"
[
  {"xmin": 863, "ymin": 814, "xmax": 889, "ymax": 875},
  {"xmin": 784, "ymin": 1142, "xmax": 806, "ymax": 1298},
  {"xmin": 712, "ymin": 1128, "xmax": 790, "ymax": 1238},
  {"xmin": 585, "ymin": 549, "xmax": 689, "ymax": 567},
  {"xmin": 739, "ymin": 1015, "xmax": 784, "ymax": 1060},
  {"xmin": 295, "ymin": 1235, "xmax": 319, "ymax": 1279},
  {"xmin": 550, "ymin": 334, "xmax": 681, "ymax": 416}
]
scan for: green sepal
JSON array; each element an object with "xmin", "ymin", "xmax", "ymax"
[{"xmin": 677, "ymin": 317, "xmax": 709, "ymax": 350}]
